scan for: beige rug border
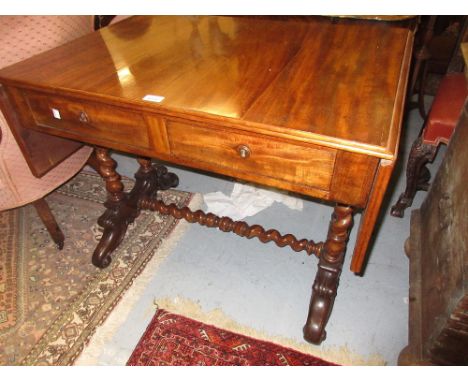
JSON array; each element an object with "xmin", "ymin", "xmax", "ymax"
[{"xmin": 74, "ymin": 193, "xmax": 203, "ymax": 365}]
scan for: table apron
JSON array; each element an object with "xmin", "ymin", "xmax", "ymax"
[{"xmin": 8, "ymin": 86, "xmax": 379, "ymax": 208}]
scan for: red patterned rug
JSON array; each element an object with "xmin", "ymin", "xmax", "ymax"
[{"xmin": 127, "ymin": 309, "xmax": 337, "ymax": 366}]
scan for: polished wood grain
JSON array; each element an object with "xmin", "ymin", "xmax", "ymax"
[
  {"xmin": 166, "ymin": 119, "xmax": 336, "ymax": 192},
  {"xmin": 26, "ymin": 89, "xmax": 152, "ymax": 150},
  {"xmin": 6, "ymin": 81, "xmax": 381, "ymax": 207},
  {"xmin": 351, "ymin": 159, "xmax": 395, "ymax": 273},
  {"xmin": 0, "ymin": 16, "xmax": 414, "ymax": 344},
  {"xmin": 0, "ymin": 16, "xmax": 412, "ymax": 159},
  {"xmin": 0, "ymin": 84, "xmax": 84, "ymax": 177}
]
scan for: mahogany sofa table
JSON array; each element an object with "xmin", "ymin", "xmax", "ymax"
[{"xmin": 0, "ymin": 16, "xmax": 414, "ymax": 344}]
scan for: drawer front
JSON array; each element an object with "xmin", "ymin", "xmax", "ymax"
[
  {"xmin": 24, "ymin": 91, "xmax": 151, "ymax": 149},
  {"xmin": 166, "ymin": 120, "xmax": 336, "ymax": 192}
]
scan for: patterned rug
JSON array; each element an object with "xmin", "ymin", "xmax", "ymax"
[
  {"xmin": 127, "ymin": 309, "xmax": 337, "ymax": 366},
  {"xmin": 0, "ymin": 171, "xmax": 198, "ymax": 365}
]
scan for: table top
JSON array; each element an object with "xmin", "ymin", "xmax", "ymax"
[{"xmin": 0, "ymin": 16, "xmax": 413, "ymax": 159}]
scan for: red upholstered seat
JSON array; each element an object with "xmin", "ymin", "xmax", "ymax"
[
  {"xmin": 390, "ymin": 72, "xmax": 467, "ymax": 218},
  {"xmin": 422, "ymin": 73, "xmax": 467, "ymax": 145}
]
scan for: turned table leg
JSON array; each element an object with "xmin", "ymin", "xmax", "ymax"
[
  {"xmin": 303, "ymin": 205, "xmax": 353, "ymax": 344},
  {"xmin": 92, "ymin": 149, "xmax": 178, "ymax": 268}
]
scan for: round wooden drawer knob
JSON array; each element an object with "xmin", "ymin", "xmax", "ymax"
[{"xmin": 237, "ymin": 144, "xmax": 251, "ymax": 158}]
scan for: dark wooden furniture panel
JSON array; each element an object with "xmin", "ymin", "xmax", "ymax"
[
  {"xmin": 399, "ymin": 99, "xmax": 468, "ymax": 366},
  {"xmin": 0, "ymin": 16, "xmax": 414, "ymax": 345},
  {"xmin": 166, "ymin": 119, "xmax": 336, "ymax": 193},
  {"xmin": 24, "ymin": 89, "xmax": 152, "ymax": 150},
  {"xmin": 8, "ymin": 85, "xmax": 380, "ymax": 208},
  {"xmin": 0, "ymin": 85, "xmax": 83, "ymax": 177}
]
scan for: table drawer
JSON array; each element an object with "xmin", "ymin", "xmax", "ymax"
[
  {"xmin": 24, "ymin": 91, "xmax": 151, "ymax": 149},
  {"xmin": 166, "ymin": 120, "xmax": 336, "ymax": 191}
]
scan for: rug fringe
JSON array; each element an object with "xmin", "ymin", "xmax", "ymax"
[
  {"xmin": 74, "ymin": 193, "xmax": 204, "ymax": 365},
  {"xmin": 155, "ymin": 296, "xmax": 386, "ymax": 366}
]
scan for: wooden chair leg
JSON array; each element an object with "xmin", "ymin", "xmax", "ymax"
[
  {"xmin": 32, "ymin": 198, "xmax": 65, "ymax": 250},
  {"xmin": 391, "ymin": 136, "xmax": 437, "ymax": 218},
  {"xmin": 417, "ymin": 62, "xmax": 429, "ymax": 119},
  {"xmin": 407, "ymin": 16, "xmax": 436, "ymax": 119}
]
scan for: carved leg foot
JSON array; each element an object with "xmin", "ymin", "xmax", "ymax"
[
  {"xmin": 92, "ymin": 150, "xmax": 178, "ymax": 268},
  {"xmin": 303, "ymin": 205, "xmax": 353, "ymax": 344},
  {"xmin": 391, "ymin": 136, "xmax": 437, "ymax": 218},
  {"xmin": 416, "ymin": 165, "xmax": 432, "ymax": 192},
  {"xmin": 92, "ymin": 148, "xmax": 129, "ymax": 268}
]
